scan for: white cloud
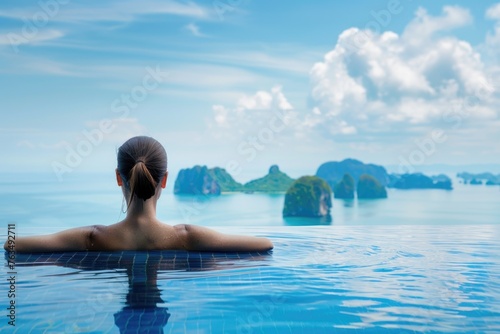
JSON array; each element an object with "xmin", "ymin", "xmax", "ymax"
[
  {"xmin": 185, "ymin": 23, "xmax": 205, "ymax": 37},
  {"xmin": 235, "ymin": 86, "xmax": 294, "ymax": 112},
  {"xmin": 213, "ymin": 105, "xmax": 230, "ymax": 126},
  {"xmin": 484, "ymin": 3, "xmax": 500, "ymax": 65},
  {"xmin": 211, "ymin": 86, "xmax": 297, "ymax": 136},
  {"xmin": 306, "ymin": 5, "xmax": 497, "ymax": 139},
  {"xmin": 237, "ymin": 90, "xmax": 273, "ymax": 110},
  {"xmin": 402, "ymin": 6, "xmax": 472, "ymax": 46},
  {"xmin": 486, "ymin": 3, "xmax": 500, "ymax": 20}
]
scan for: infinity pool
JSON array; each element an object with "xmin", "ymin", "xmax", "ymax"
[{"xmin": 2, "ymin": 224, "xmax": 500, "ymax": 333}]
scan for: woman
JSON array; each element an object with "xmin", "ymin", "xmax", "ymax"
[{"xmin": 5, "ymin": 136, "xmax": 273, "ymax": 253}]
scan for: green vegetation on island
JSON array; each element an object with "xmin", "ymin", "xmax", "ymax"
[
  {"xmin": 333, "ymin": 173, "xmax": 355, "ymax": 199},
  {"xmin": 243, "ymin": 165, "xmax": 294, "ymax": 193},
  {"xmin": 208, "ymin": 167, "xmax": 244, "ymax": 192},
  {"xmin": 174, "ymin": 160, "xmax": 465, "ymax": 198},
  {"xmin": 283, "ymin": 176, "xmax": 332, "ymax": 219},
  {"xmin": 316, "ymin": 159, "xmax": 453, "ymax": 191},
  {"xmin": 174, "ymin": 164, "xmax": 294, "ymax": 195},
  {"xmin": 316, "ymin": 158, "xmax": 389, "ymax": 189},
  {"xmin": 174, "ymin": 165, "xmax": 221, "ymax": 195},
  {"xmin": 357, "ymin": 174, "xmax": 387, "ymax": 199}
]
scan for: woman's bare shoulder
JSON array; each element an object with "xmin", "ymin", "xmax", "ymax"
[
  {"xmin": 154, "ymin": 223, "xmax": 187, "ymax": 250},
  {"xmin": 87, "ymin": 224, "xmax": 125, "ymax": 251},
  {"xmin": 169, "ymin": 224, "xmax": 274, "ymax": 252}
]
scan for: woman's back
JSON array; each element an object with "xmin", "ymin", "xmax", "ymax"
[
  {"xmin": 4, "ymin": 136, "xmax": 273, "ymax": 253},
  {"xmin": 89, "ymin": 221, "xmax": 182, "ymax": 251}
]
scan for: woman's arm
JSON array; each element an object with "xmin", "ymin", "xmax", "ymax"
[
  {"xmin": 3, "ymin": 227, "xmax": 93, "ymax": 253},
  {"xmin": 174, "ymin": 224, "xmax": 273, "ymax": 252}
]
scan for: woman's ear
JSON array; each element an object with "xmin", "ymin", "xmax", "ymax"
[
  {"xmin": 116, "ymin": 169, "xmax": 123, "ymax": 186},
  {"xmin": 161, "ymin": 171, "xmax": 168, "ymax": 188}
]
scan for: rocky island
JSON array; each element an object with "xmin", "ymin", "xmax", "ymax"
[
  {"xmin": 174, "ymin": 161, "xmax": 456, "ymax": 199},
  {"xmin": 283, "ymin": 176, "xmax": 332, "ymax": 219},
  {"xmin": 174, "ymin": 165, "xmax": 294, "ymax": 195},
  {"xmin": 357, "ymin": 174, "xmax": 387, "ymax": 199},
  {"xmin": 210, "ymin": 167, "xmax": 244, "ymax": 192},
  {"xmin": 388, "ymin": 173, "xmax": 452, "ymax": 190},
  {"xmin": 316, "ymin": 158, "xmax": 389, "ymax": 189},
  {"xmin": 174, "ymin": 165, "xmax": 222, "ymax": 195},
  {"xmin": 457, "ymin": 172, "xmax": 500, "ymax": 185},
  {"xmin": 243, "ymin": 165, "xmax": 294, "ymax": 193},
  {"xmin": 333, "ymin": 173, "xmax": 355, "ymax": 199}
]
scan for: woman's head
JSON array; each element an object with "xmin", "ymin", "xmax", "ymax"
[{"xmin": 117, "ymin": 136, "xmax": 167, "ymax": 205}]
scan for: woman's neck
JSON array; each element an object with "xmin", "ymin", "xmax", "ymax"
[{"xmin": 124, "ymin": 197, "xmax": 158, "ymax": 223}]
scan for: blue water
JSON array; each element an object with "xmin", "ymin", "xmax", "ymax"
[
  {"xmin": 1, "ymin": 172, "xmax": 499, "ymax": 228},
  {"xmin": 1, "ymin": 174, "xmax": 500, "ymax": 333}
]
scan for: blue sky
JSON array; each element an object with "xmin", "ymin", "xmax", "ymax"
[{"xmin": 1, "ymin": 0, "xmax": 500, "ymax": 182}]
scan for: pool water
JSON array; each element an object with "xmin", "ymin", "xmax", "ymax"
[{"xmin": 2, "ymin": 225, "xmax": 500, "ymax": 333}]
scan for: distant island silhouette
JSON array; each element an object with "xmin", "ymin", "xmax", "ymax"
[
  {"xmin": 388, "ymin": 173, "xmax": 452, "ymax": 190},
  {"xmin": 168, "ymin": 159, "xmax": 500, "ymax": 220},
  {"xmin": 173, "ymin": 159, "xmax": 456, "ymax": 196},
  {"xmin": 317, "ymin": 158, "xmax": 389, "ymax": 187},
  {"xmin": 457, "ymin": 172, "xmax": 500, "ymax": 185}
]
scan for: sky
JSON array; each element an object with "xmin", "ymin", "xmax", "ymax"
[{"xmin": 1, "ymin": 0, "xmax": 500, "ymax": 183}]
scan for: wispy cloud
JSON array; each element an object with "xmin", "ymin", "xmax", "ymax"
[
  {"xmin": 0, "ymin": 29, "xmax": 64, "ymax": 47},
  {"xmin": 0, "ymin": 52, "xmax": 84, "ymax": 76},
  {"xmin": 205, "ymin": 49, "xmax": 320, "ymax": 75},
  {"xmin": 165, "ymin": 64, "xmax": 266, "ymax": 88},
  {"xmin": 185, "ymin": 23, "xmax": 205, "ymax": 37},
  {"xmin": 486, "ymin": 2, "xmax": 500, "ymax": 20},
  {"xmin": 0, "ymin": 0, "xmax": 212, "ymax": 23}
]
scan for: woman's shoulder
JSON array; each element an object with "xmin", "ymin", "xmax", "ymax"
[{"xmin": 88, "ymin": 224, "xmax": 123, "ymax": 251}]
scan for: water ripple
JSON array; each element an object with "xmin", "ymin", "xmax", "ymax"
[{"xmin": 3, "ymin": 224, "xmax": 500, "ymax": 333}]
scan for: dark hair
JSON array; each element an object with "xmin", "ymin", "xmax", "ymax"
[{"xmin": 117, "ymin": 136, "xmax": 167, "ymax": 206}]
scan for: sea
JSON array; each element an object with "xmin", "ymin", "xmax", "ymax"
[
  {"xmin": 1, "ymin": 172, "xmax": 500, "ymax": 333},
  {"xmin": 0, "ymin": 172, "xmax": 499, "ymax": 232}
]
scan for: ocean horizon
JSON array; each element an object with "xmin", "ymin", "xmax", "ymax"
[{"xmin": 1, "ymin": 171, "xmax": 498, "ymax": 236}]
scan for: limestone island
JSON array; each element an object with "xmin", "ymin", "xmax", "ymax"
[
  {"xmin": 388, "ymin": 173, "xmax": 452, "ymax": 190},
  {"xmin": 243, "ymin": 165, "xmax": 294, "ymax": 193},
  {"xmin": 333, "ymin": 173, "xmax": 355, "ymax": 199},
  {"xmin": 174, "ymin": 165, "xmax": 294, "ymax": 195},
  {"xmin": 316, "ymin": 158, "xmax": 389, "ymax": 189},
  {"xmin": 357, "ymin": 174, "xmax": 387, "ymax": 199},
  {"xmin": 283, "ymin": 176, "xmax": 332, "ymax": 219},
  {"xmin": 174, "ymin": 165, "xmax": 223, "ymax": 195}
]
